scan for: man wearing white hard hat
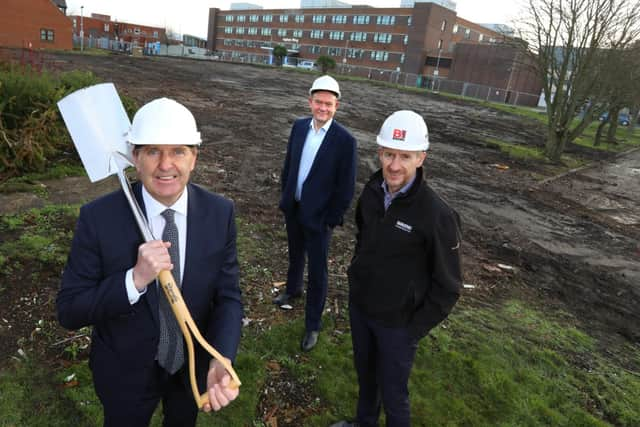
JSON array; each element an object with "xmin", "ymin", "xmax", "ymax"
[
  {"xmin": 332, "ymin": 111, "xmax": 462, "ymax": 427},
  {"xmin": 277, "ymin": 75, "xmax": 357, "ymax": 351},
  {"xmin": 58, "ymin": 98, "xmax": 243, "ymax": 426}
]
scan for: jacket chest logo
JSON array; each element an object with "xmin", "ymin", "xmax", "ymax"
[{"xmin": 394, "ymin": 220, "xmax": 413, "ymax": 233}]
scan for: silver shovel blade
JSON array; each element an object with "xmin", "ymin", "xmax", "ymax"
[{"xmin": 57, "ymin": 82, "xmax": 132, "ymax": 182}]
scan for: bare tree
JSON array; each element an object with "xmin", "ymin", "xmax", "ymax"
[
  {"xmin": 594, "ymin": 44, "xmax": 640, "ymax": 145},
  {"xmin": 520, "ymin": 0, "xmax": 640, "ymax": 161}
]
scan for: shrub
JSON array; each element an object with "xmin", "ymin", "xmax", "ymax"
[
  {"xmin": 0, "ymin": 63, "xmax": 137, "ymax": 179},
  {"xmin": 315, "ymin": 55, "xmax": 336, "ymax": 73}
]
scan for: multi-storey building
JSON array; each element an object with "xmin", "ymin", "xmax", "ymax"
[
  {"xmin": 1, "ymin": 0, "xmax": 73, "ymax": 50},
  {"xmin": 207, "ymin": 2, "xmax": 506, "ymax": 77},
  {"xmin": 68, "ymin": 13, "xmax": 165, "ymax": 48}
]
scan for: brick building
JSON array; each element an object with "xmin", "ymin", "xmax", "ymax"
[
  {"xmin": 207, "ymin": 2, "xmax": 506, "ymax": 77},
  {"xmin": 68, "ymin": 13, "xmax": 166, "ymax": 48},
  {"xmin": 0, "ymin": 0, "xmax": 73, "ymax": 50}
]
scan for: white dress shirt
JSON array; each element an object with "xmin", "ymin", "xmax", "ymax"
[
  {"xmin": 125, "ymin": 186, "xmax": 188, "ymax": 304},
  {"xmin": 295, "ymin": 118, "xmax": 332, "ymax": 201}
]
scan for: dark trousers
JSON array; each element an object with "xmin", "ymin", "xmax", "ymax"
[
  {"xmin": 349, "ymin": 304, "xmax": 419, "ymax": 427},
  {"xmin": 99, "ymin": 363, "xmax": 198, "ymax": 427},
  {"xmin": 285, "ymin": 212, "xmax": 332, "ymax": 332}
]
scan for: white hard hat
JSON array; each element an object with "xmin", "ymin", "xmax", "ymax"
[
  {"xmin": 126, "ymin": 98, "xmax": 201, "ymax": 146},
  {"xmin": 309, "ymin": 75, "xmax": 341, "ymax": 99},
  {"xmin": 376, "ymin": 110, "xmax": 429, "ymax": 151}
]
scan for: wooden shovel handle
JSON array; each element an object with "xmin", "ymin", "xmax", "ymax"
[{"xmin": 158, "ymin": 270, "xmax": 241, "ymax": 408}]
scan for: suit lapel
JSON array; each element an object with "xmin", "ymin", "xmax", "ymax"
[
  {"xmin": 134, "ymin": 182, "xmax": 160, "ymax": 328},
  {"xmin": 290, "ymin": 118, "xmax": 312, "ymax": 179},
  {"xmin": 183, "ymin": 184, "xmax": 199, "ymax": 295},
  {"xmin": 305, "ymin": 120, "xmax": 335, "ymax": 181}
]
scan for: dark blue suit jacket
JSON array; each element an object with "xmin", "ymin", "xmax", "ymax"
[
  {"xmin": 279, "ymin": 117, "xmax": 357, "ymax": 231},
  {"xmin": 57, "ymin": 182, "xmax": 242, "ymax": 399}
]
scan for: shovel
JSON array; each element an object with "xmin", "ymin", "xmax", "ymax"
[{"xmin": 57, "ymin": 83, "xmax": 241, "ymax": 408}]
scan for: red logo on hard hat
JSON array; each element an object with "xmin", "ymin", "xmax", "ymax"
[{"xmin": 392, "ymin": 129, "xmax": 406, "ymax": 141}]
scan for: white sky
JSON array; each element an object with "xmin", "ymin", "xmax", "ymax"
[{"xmin": 65, "ymin": 0, "xmax": 523, "ymax": 39}]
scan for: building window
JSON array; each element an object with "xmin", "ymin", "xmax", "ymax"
[
  {"xmin": 236, "ymin": 27, "xmax": 245, "ymax": 35},
  {"xmin": 261, "ymin": 28, "xmax": 272, "ymax": 36},
  {"xmin": 293, "ymin": 29, "xmax": 303, "ymax": 37},
  {"xmin": 441, "ymin": 20, "xmax": 447, "ymax": 31},
  {"xmin": 153, "ymin": 31, "xmax": 158, "ymax": 37},
  {"xmin": 310, "ymin": 45, "xmax": 321, "ymax": 54},
  {"xmin": 223, "ymin": 39, "xmax": 233, "ymax": 46},
  {"xmin": 452, "ymin": 24, "xmax": 458, "ymax": 33},
  {"xmin": 134, "ymin": 28, "xmax": 141, "ymax": 34},
  {"xmin": 400, "ymin": 53, "xmax": 405, "ymax": 63},
  {"xmin": 278, "ymin": 28, "xmax": 287, "ymax": 37},
  {"xmin": 332, "ymin": 15, "xmax": 347, "ymax": 24},
  {"xmin": 328, "ymin": 47, "xmax": 342, "ymax": 56},
  {"xmin": 346, "ymin": 48, "xmax": 364, "ymax": 59},
  {"xmin": 248, "ymin": 27, "xmax": 258, "ymax": 35},
  {"xmin": 104, "ymin": 24, "xmax": 109, "ymax": 32},
  {"xmin": 329, "ymin": 31, "xmax": 344, "ymax": 40},
  {"xmin": 263, "ymin": 15, "xmax": 272, "ymax": 22},
  {"xmin": 373, "ymin": 33, "xmax": 392, "ymax": 43},
  {"xmin": 312, "ymin": 15, "xmax": 326, "ymax": 24},
  {"xmin": 489, "ymin": 37, "xmax": 496, "ymax": 43},
  {"xmin": 237, "ymin": 15, "xmax": 246, "ymax": 22},
  {"xmin": 403, "ymin": 35, "xmax": 408, "ymax": 45},
  {"xmin": 479, "ymin": 33, "xmax": 484, "ymax": 42},
  {"xmin": 295, "ymin": 15, "xmax": 305, "ymax": 23},
  {"xmin": 40, "ymin": 28, "xmax": 55, "ymax": 42},
  {"xmin": 370, "ymin": 51, "xmax": 388, "ymax": 61},
  {"xmin": 225, "ymin": 15, "xmax": 234, "ymax": 22},
  {"xmin": 249, "ymin": 15, "xmax": 259, "ymax": 22},
  {"xmin": 353, "ymin": 15, "xmax": 370, "ymax": 25},
  {"xmin": 280, "ymin": 15, "xmax": 288, "ymax": 22},
  {"xmin": 350, "ymin": 32, "xmax": 368, "ymax": 42},
  {"xmin": 225, "ymin": 27, "xmax": 233, "ymax": 34},
  {"xmin": 376, "ymin": 15, "xmax": 395, "ymax": 25},
  {"xmin": 437, "ymin": 39, "xmax": 443, "ymax": 49},
  {"xmin": 310, "ymin": 30, "xmax": 324, "ymax": 39},
  {"xmin": 464, "ymin": 28, "xmax": 471, "ymax": 39},
  {"xmin": 408, "ymin": 16, "xmax": 412, "ymax": 26}
]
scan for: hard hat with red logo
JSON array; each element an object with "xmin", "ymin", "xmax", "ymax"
[
  {"xmin": 376, "ymin": 110, "xmax": 429, "ymax": 151},
  {"xmin": 126, "ymin": 98, "xmax": 201, "ymax": 146}
]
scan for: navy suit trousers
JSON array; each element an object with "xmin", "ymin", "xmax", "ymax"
[
  {"xmin": 99, "ymin": 363, "xmax": 197, "ymax": 427},
  {"xmin": 285, "ymin": 208, "xmax": 332, "ymax": 332},
  {"xmin": 349, "ymin": 304, "xmax": 419, "ymax": 427}
]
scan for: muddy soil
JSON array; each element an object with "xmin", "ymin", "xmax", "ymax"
[{"xmin": 1, "ymin": 52, "xmax": 638, "ymax": 422}]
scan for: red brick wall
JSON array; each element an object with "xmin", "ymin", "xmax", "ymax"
[{"xmin": 0, "ymin": 0, "xmax": 73, "ymax": 50}]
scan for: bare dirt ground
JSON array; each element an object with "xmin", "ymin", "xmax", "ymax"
[{"xmin": 1, "ymin": 52, "xmax": 638, "ymax": 422}]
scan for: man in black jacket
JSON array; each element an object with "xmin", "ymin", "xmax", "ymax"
[{"xmin": 332, "ymin": 110, "xmax": 462, "ymax": 427}]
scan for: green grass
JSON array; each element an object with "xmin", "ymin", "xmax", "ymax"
[
  {"xmin": 1, "ymin": 218, "xmax": 638, "ymax": 426},
  {"xmin": 2, "ymin": 300, "xmax": 638, "ymax": 426},
  {"xmin": 484, "ymin": 137, "xmax": 585, "ymax": 170},
  {"xmin": 0, "ymin": 162, "xmax": 85, "ymax": 194},
  {"xmin": 0, "ymin": 204, "xmax": 79, "ymax": 270},
  {"xmin": 573, "ymin": 122, "xmax": 640, "ymax": 152}
]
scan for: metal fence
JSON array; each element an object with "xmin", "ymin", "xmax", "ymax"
[
  {"xmin": 213, "ymin": 52, "xmax": 541, "ymax": 107},
  {"xmin": 67, "ymin": 38, "xmax": 542, "ymax": 107}
]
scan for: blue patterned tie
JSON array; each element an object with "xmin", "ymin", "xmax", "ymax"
[{"xmin": 157, "ymin": 209, "xmax": 184, "ymax": 374}]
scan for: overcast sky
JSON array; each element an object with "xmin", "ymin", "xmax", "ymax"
[{"xmin": 65, "ymin": 0, "xmax": 523, "ymax": 39}]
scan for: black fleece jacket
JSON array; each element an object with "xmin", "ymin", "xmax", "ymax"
[{"xmin": 347, "ymin": 167, "xmax": 462, "ymax": 339}]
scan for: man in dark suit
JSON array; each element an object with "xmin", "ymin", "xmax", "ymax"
[
  {"xmin": 57, "ymin": 98, "xmax": 243, "ymax": 427},
  {"xmin": 277, "ymin": 75, "xmax": 357, "ymax": 352}
]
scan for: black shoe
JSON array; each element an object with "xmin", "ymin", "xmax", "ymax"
[
  {"xmin": 329, "ymin": 421, "xmax": 357, "ymax": 427},
  {"xmin": 301, "ymin": 330, "xmax": 319, "ymax": 352},
  {"xmin": 272, "ymin": 291, "xmax": 302, "ymax": 306}
]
